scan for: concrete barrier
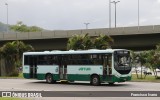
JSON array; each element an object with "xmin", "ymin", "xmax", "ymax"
[
  {"xmin": 153, "ymin": 25, "xmax": 160, "ymax": 33},
  {"xmin": 29, "ymin": 32, "xmax": 42, "ymax": 39},
  {"xmin": 139, "ymin": 26, "xmax": 153, "ymax": 34},
  {"xmin": 95, "ymin": 28, "xmax": 109, "ymax": 35},
  {"xmin": 67, "ymin": 30, "xmax": 82, "ymax": 37},
  {"xmin": 0, "ymin": 25, "xmax": 159, "ymax": 40},
  {"xmin": 4, "ymin": 33, "xmax": 16, "ymax": 40},
  {"xmin": 0, "ymin": 33, "xmax": 4, "ymax": 40},
  {"xmin": 17, "ymin": 32, "xmax": 29, "ymax": 40},
  {"xmin": 109, "ymin": 27, "xmax": 124, "ymax": 35},
  {"xmin": 42, "ymin": 31, "xmax": 55, "ymax": 38},
  {"xmin": 123, "ymin": 26, "xmax": 138, "ymax": 35},
  {"xmin": 54, "ymin": 30, "xmax": 68, "ymax": 38}
]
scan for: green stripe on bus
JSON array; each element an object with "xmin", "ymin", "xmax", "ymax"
[
  {"xmin": 107, "ymin": 76, "xmax": 131, "ymax": 82},
  {"xmin": 36, "ymin": 74, "xmax": 59, "ymax": 80},
  {"xmin": 67, "ymin": 74, "xmax": 131, "ymax": 82},
  {"xmin": 23, "ymin": 73, "xmax": 30, "ymax": 79},
  {"xmin": 23, "ymin": 73, "xmax": 60, "ymax": 80},
  {"xmin": 67, "ymin": 74, "xmax": 90, "ymax": 81},
  {"xmin": 23, "ymin": 73, "xmax": 131, "ymax": 83}
]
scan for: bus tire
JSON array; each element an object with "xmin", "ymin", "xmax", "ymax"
[
  {"xmin": 91, "ymin": 75, "xmax": 100, "ymax": 86},
  {"xmin": 69, "ymin": 80, "xmax": 74, "ymax": 83},
  {"xmin": 108, "ymin": 82, "xmax": 115, "ymax": 85},
  {"xmin": 46, "ymin": 74, "xmax": 54, "ymax": 84}
]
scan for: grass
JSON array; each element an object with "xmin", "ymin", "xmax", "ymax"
[
  {"xmin": 0, "ymin": 97, "xmax": 28, "ymax": 100},
  {"xmin": 0, "ymin": 73, "xmax": 24, "ymax": 79},
  {"xmin": 18, "ymin": 73, "xmax": 24, "ymax": 78},
  {"xmin": 131, "ymin": 74, "xmax": 160, "ymax": 82}
]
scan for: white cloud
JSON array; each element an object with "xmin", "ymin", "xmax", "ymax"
[
  {"xmin": 156, "ymin": 17, "xmax": 160, "ymax": 19},
  {"xmin": 0, "ymin": 0, "xmax": 160, "ymax": 30}
]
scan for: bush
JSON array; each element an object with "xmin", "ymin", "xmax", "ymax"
[{"xmin": 9, "ymin": 69, "xmax": 19, "ymax": 77}]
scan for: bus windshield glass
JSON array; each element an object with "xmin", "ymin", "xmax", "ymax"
[{"xmin": 114, "ymin": 50, "xmax": 131, "ymax": 74}]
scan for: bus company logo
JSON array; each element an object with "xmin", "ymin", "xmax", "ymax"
[
  {"xmin": 55, "ymin": 67, "xmax": 58, "ymax": 72},
  {"xmin": 79, "ymin": 67, "xmax": 91, "ymax": 71},
  {"xmin": 2, "ymin": 92, "xmax": 11, "ymax": 97}
]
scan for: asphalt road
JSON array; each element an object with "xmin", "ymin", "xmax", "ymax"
[{"xmin": 0, "ymin": 79, "xmax": 160, "ymax": 100}]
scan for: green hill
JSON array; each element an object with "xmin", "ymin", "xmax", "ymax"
[{"xmin": 0, "ymin": 21, "xmax": 49, "ymax": 33}]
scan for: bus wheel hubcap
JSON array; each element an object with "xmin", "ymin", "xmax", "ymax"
[
  {"xmin": 93, "ymin": 78, "xmax": 98, "ymax": 83},
  {"xmin": 47, "ymin": 76, "xmax": 51, "ymax": 82}
]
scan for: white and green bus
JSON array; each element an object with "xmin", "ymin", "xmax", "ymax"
[{"xmin": 23, "ymin": 49, "xmax": 132, "ymax": 85}]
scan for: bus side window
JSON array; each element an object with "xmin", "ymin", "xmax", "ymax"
[{"xmin": 24, "ymin": 55, "xmax": 29, "ymax": 65}]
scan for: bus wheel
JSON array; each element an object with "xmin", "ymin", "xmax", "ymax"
[
  {"xmin": 46, "ymin": 74, "xmax": 53, "ymax": 84},
  {"xmin": 91, "ymin": 75, "xmax": 100, "ymax": 86}
]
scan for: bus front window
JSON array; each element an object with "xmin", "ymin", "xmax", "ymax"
[
  {"xmin": 117, "ymin": 56, "xmax": 130, "ymax": 66},
  {"xmin": 114, "ymin": 51, "xmax": 131, "ymax": 74}
]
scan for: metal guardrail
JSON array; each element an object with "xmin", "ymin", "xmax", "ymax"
[{"xmin": 0, "ymin": 25, "xmax": 160, "ymax": 41}]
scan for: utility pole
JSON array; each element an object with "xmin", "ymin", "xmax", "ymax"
[
  {"xmin": 109, "ymin": 0, "xmax": 111, "ymax": 29},
  {"xmin": 111, "ymin": 1, "xmax": 120, "ymax": 28},
  {"xmin": 5, "ymin": 3, "xmax": 8, "ymax": 33},
  {"xmin": 138, "ymin": 0, "xmax": 140, "ymax": 31},
  {"xmin": 84, "ymin": 23, "xmax": 90, "ymax": 29}
]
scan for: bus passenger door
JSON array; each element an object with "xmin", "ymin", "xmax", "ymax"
[
  {"xmin": 108, "ymin": 55, "xmax": 112, "ymax": 75},
  {"xmin": 103, "ymin": 55, "xmax": 107, "ymax": 76},
  {"xmin": 59, "ymin": 65, "xmax": 67, "ymax": 80},
  {"xmin": 103, "ymin": 55, "xmax": 112, "ymax": 76},
  {"xmin": 59, "ymin": 56, "xmax": 67, "ymax": 80},
  {"xmin": 29, "ymin": 56, "xmax": 37, "ymax": 78}
]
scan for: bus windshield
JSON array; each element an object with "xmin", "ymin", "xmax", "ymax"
[{"xmin": 114, "ymin": 51, "xmax": 131, "ymax": 74}]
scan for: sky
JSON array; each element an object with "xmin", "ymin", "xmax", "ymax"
[{"xmin": 0, "ymin": 0, "xmax": 160, "ymax": 30}]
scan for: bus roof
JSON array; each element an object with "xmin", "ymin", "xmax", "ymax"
[{"xmin": 23, "ymin": 49, "xmax": 129, "ymax": 55}]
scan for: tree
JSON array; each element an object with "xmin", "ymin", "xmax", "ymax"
[
  {"xmin": 67, "ymin": 34, "xmax": 114, "ymax": 50},
  {"xmin": 0, "ymin": 42, "xmax": 17, "ymax": 75},
  {"xmin": 94, "ymin": 34, "xmax": 113, "ymax": 49},
  {"xmin": 13, "ymin": 41, "xmax": 34, "ymax": 70},
  {"xmin": 130, "ymin": 51, "xmax": 139, "ymax": 79},
  {"xmin": 67, "ymin": 33, "xmax": 93, "ymax": 50},
  {"xmin": 153, "ymin": 53, "xmax": 160, "ymax": 78},
  {"xmin": 146, "ymin": 44, "xmax": 160, "ymax": 79},
  {"xmin": 135, "ymin": 51, "xmax": 148, "ymax": 79},
  {"xmin": 30, "ymin": 26, "xmax": 42, "ymax": 32},
  {"xmin": 133, "ymin": 44, "xmax": 160, "ymax": 79},
  {"xmin": 10, "ymin": 21, "xmax": 43, "ymax": 32},
  {"xmin": 0, "ymin": 41, "xmax": 34, "ymax": 76}
]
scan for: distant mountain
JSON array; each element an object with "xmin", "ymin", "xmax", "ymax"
[
  {"xmin": 0, "ymin": 21, "xmax": 50, "ymax": 33},
  {"xmin": 0, "ymin": 22, "xmax": 7, "ymax": 32}
]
